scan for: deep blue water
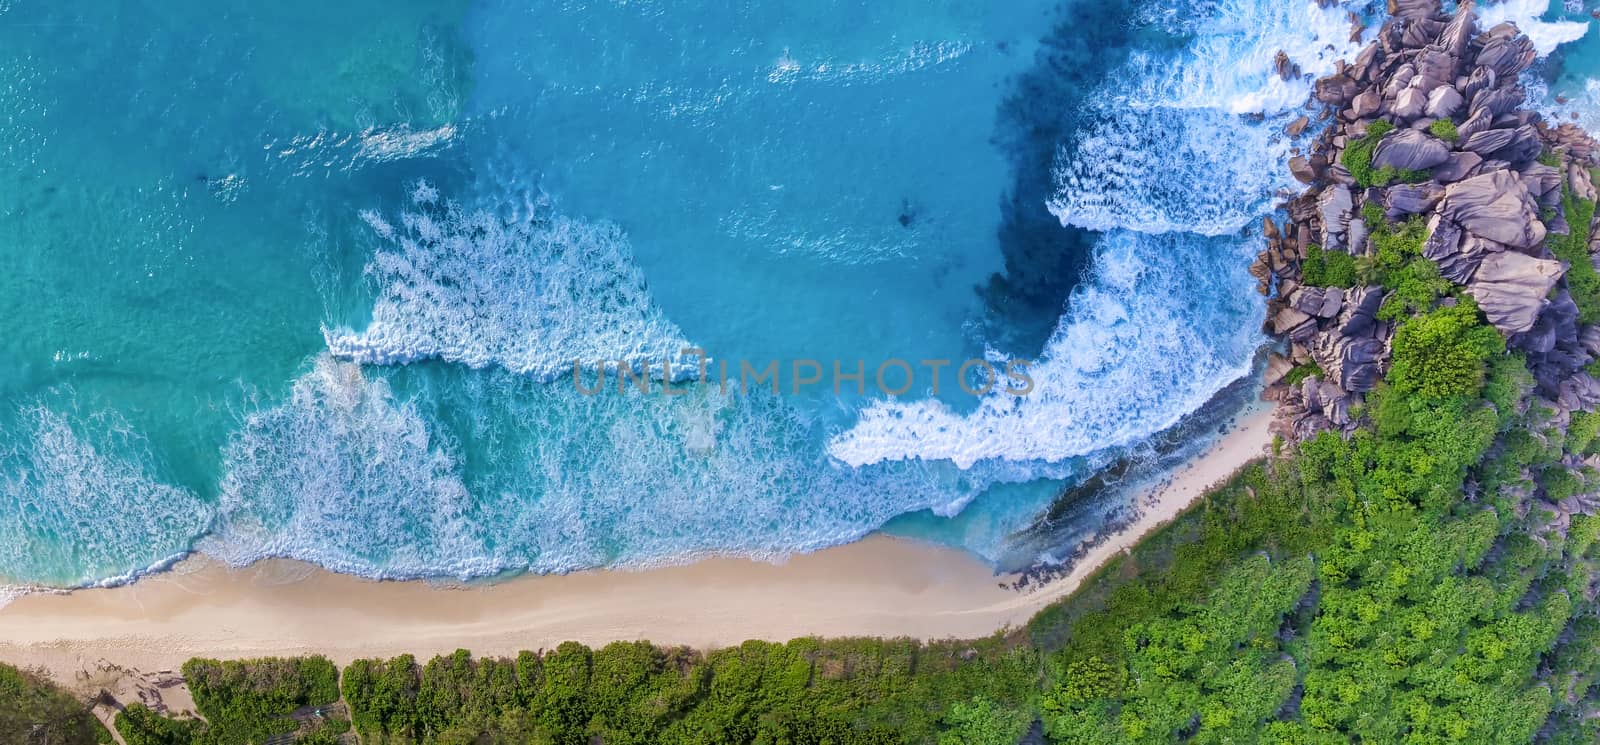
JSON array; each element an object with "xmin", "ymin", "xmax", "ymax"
[{"xmin": 0, "ymin": 0, "xmax": 1591, "ymax": 588}]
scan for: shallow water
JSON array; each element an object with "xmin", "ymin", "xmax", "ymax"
[{"xmin": 1, "ymin": 0, "xmax": 1592, "ymax": 588}]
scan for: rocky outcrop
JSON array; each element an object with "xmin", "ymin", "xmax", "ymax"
[
  {"xmin": 1253, "ymin": 0, "xmax": 1600, "ymax": 440},
  {"xmin": 1373, "ymin": 129, "xmax": 1451, "ymax": 171},
  {"xmin": 1439, "ymin": 171, "xmax": 1546, "ymax": 250},
  {"xmin": 1466, "ymin": 252, "xmax": 1563, "ymax": 334}
]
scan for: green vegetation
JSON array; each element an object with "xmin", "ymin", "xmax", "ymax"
[
  {"xmin": 1340, "ymin": 120, "xmax": 1431, "ymax": 187},
  {"xmin": 180, "ymin": 657, "xmax": 343, "ymax": 744},
  {"xmin": 1301, "ymin": 244, "xmax": 1357, "ymax": 288},
  {"xmin": 1387, "ymin": 298, "xmax": 1504, "ymax": 400},
  {"xmin": 0, "ymin": 662, "xmax": 110, "ymax": 744},
  {"xmin": 1029, "ymin": 293, "xmax": 1600, "ymax": 742},
  {"xmin": 341, "ymin": 639, "xmax": 1037, "ymax": 744},
  {"xmin": 1548, "ymin": 177, "xmax": 1600, "ymax": 324},
  {"xmin": 1429, "ymin": 118, "xmax": 1459, "ymax": 142},
  {"xmin": 112, "ymin": 658, "xmax": 348, "ymax": 745},
  {"xmin": 116, "ymin": 705, "xmax": 209, "ymax": 745},
  {"xmin": 1357, "ymin": 210, "xmax": 1453, "ymax": 320},
  {"xmin": 1281, "ymin": 361, "xmax": 1322, "ymax": 386}
]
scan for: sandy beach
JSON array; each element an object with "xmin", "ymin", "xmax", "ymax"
[{"xmin": 0, "ymin": 406, "xmax": 1272, "ymax": 691}]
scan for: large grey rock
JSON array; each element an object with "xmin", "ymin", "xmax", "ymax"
[
  {"xmin": 1431, "ymin": 151, "xmax": 1482, "ymax": 182},
  {"xmin": 1559, "ymin": 374, "xmax": 1600, "ymax": 413},
  {"xmin": 1335, "ymin": 286, "xmax": 1387, "ymax": 338},
  {"xmin": 1570, "ymin": 163, "xmax": 1597, "ymax": 203},
  {"xmin": 1393, "ymin": 87, "xmax": 1428, "ymax": 120},
  {"xmin": 1264, "ymin": 353, "xmax": 1296, "ymax": 388},
  {"xmin": 1388, "ymin": 0, "xmax": 1442, "ymax": 19},
  {"xmin": 1460, "ymin": 126, "xmax": 1515, "ymax": 155},
  {"xmin": 1382, "ymin": 63, "xmax": 1417, "ymax": 101},
  {"xmin": 1291, "ymin": 286, "xmax": 1345, "ymax": 318},
  {"xmin": 1318, "ymin": 185, "xmax": 1355, "ymax": 251},
  {"xmin": 1316, "ymin": 73, "xmax": 1360, "ymax": 106},
  {"xmin": 1349, "ymin": 89, "xmax": 1382, "ymax": 119},
  {"xmin": 1523, "ymin": 163, "xmax": 1564, "ymax": 210},
  {"xmin": 1425, "ymin": 86, "xmax": 1464, "ymax": 119},
  {"xmin": 1467, "ymin": 251, "xmax": 1565, "ymax": 334},
  {"xmin": 1314, "ymin": 332, "xmax": 1388, "ymax": 393},
  {"xmin": 1385, "ymin": 182, "xmax": 1445, "ymax": 215},
  {"xmin": 1372, "ymin": 129, "xmax": 1451, "ymax": 171},
  {"xmin": 1273, "ymin": 306, "xmax": 1319, "ymax": 342},
  {"xmin": 1476, "ymin": 27, "xmax": 1537, "ymax": 79},
  {"xmin": 1423, "ymin": 215, "xmax": 1484, "ymax": 283},
  {"xmin": 1469, "ymin": 87, "xmax": 1523, "ymax": 120},
  {"xmin": 1459, "ymin": 66, "xmax": 1496, "ymax": 104},
  {"xmin": 1490, "ymin": 124, "xmax": 1542, "ymax": 165},
  {"xmin": 1456, "ymin": 107, "xmax": 1494, "ymax": 140},
  {"xmin": 1440, "ymin": 170, "xmax": 1547, "ymax": 249},
  {"xmin": 1415, "ymin": 49, "xmax": 1458, "ymax": 93},
  {"xmin": 1290, "ymin": 156, "xmax": 1317, "ymax": 184},
  {"xmin": 1438, "ymin": 2, "xmax": 1477, "ymax": 57}
]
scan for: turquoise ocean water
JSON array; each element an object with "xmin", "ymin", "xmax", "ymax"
[{"xmin": 0, "ymin": 0, "xmax": 1592, "ymax": 588}]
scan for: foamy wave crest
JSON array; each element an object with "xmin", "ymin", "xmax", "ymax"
[
  {"xmin": 1049, "ymin": 0, "xmax": 1369, "ymax": 235},
  {"xmin": 203, "ymin": 355, "xmax": 1032, "ymax": 577},
  {"xmin": 325, "ymin": 184, "xmax": 694, "ymax": 380},
  {"xmin": 0, "ymin": 403, "xmax": 211, "ymax": 586},
  {"xmin": 468, "ymin": 380, "xmax": 990, "ymax": 571},
  {"xmin": 829, "ymin": 230, "xmax": 1265, "ymax": 469},
  {"xmin": 203, "ymin": 356, "xmax": 490, "ymax": 577},
  {"xmin": 1479, "ymin": 0, "xmax": 1589, "ymax": 56}
]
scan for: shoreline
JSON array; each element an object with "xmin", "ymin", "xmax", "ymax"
[{"xmin": 0, "ymin": 406, "xmax": 1272, "ymax": 692}]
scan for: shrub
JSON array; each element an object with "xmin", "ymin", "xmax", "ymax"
[
  {"xmin": 1388, "ymin": 299, "xmax": 1504, "ymax": 400},
  {"xmin": 1428, "ymin": 118, "xmax": 1459, "ymax": 142},
  {"xmin": 0, "ymin": 663, "xmax": 108, "ymax": 745},
  {"xmin": 1302, "ymin": 244, "xmax": 1358, "ymax": 288},
  {"xmin": 1548, "ymin": 182, "xmax": 1600, "ymax": 324}
]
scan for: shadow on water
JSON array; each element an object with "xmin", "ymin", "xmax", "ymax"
[{"xmin": 978, "ymin": 0, "xmax": 1155, "ymax": 357}]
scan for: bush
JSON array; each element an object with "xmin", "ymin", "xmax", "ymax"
[
  {"xmin": 1388, "ymin": 299, "xmax": 1504, "ymax": 400},
  {"xmin": 179, "ymin": 657, "xmax": 344, "ymax": 744},
  {"xmin": 1548, "ymin": 181, "xmax": 1600, "ymax": 324},
  {"xmin": 0, "ymin": 663, "xmax": 108, "ymax": 745},
  {"xmin": 1302, "ymin": 244, "xmax": 1358, "ymax": 288},
  {"xmin": 1428, "ymin": 118, "xmax": 1459, "ymax": 142},
  {"xmin": 1342, "ymin": 120, "xmax": 1393, "ymax": 187},
  {"xmin": 114, "ymin": 704, "xmax": 206, "ymax": 745}
]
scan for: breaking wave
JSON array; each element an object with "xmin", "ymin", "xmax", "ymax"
[
  {"xmin": 325, "ymin": 183, "xmax": 695, "ymax": 381},
  {"xmin": 829, "ymin": 230, "xmax": 1264, "ymax": 468},
  {"xmin": 1048, "ymin": 0, "xmax": 1371, "ymax": 236},
  {"xmin": 201, "ymin": 356, "xmax": 487, "ymax": 577},
  {"xmin": 1479, "ymin": 0, "xmax": 1588, "ymax": 56},
  {"xmin": 201, "ymin": 355, "xmax": 1038, "ymax": 578},
  {"xmin": 0, "ymin": 401, "xmax": 211, "ymax": 587}
]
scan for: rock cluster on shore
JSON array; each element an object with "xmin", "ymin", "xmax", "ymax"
[{"xmin": 1254, "ymin": 0, "xmax": 1600, "ymax": 441}]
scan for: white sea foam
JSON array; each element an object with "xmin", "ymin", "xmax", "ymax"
[
  {"xmin": 325, "ymin": 184, "xmax": 695, "ymax": 381},
  {"xmin": 202, "ymin": 356, "xmax": 492, "ymax": 578},
  {"xmin": 1538, "ymin": 76, "xmax": 1600, "ymax": 132},
  {"xmin": 0, "ymin": 403, "xmax": 211, "ymax": 587},
  {"xmin": 1479, "ymin": 0, "xmax": 1589, "ymax": 56},
  {"xmin": 1049, "ymin": 0, "xmax": 1370, "ymax": 236},
  {"xmin": 204, "ymin": 354, "xmax": 1033, "ymax": 577},
  {"xmin": 830, "ymin": 230, "xmax": 1264, "ymax": 469}
]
